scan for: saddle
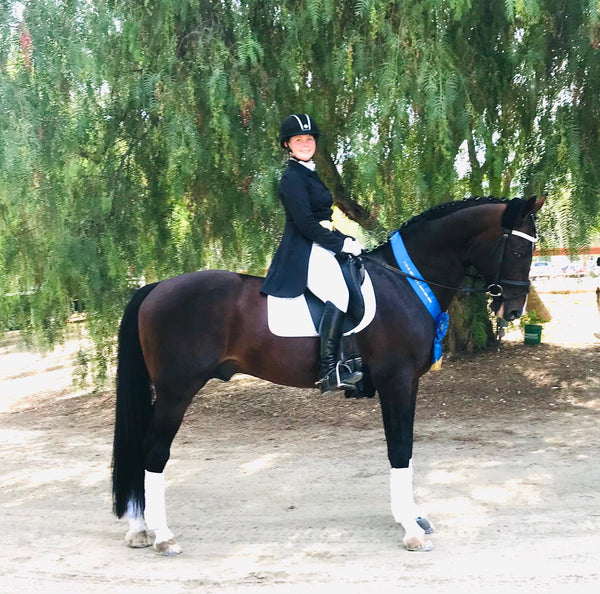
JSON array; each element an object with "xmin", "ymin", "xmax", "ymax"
[
  {"xmin": 266, "ymin": 256, "xmax": 376, "ymax": 399},
  {"xmin": 266, "ymin": 256, "xmax": 376, "ymax": 338}
]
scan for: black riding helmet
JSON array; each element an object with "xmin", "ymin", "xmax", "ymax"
[{"xmin": 279, "ymin": 114, "xmax": 320, "ymax": 148}]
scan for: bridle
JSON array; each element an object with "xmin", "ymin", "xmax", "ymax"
[
  {"xmin": 484, "ymin": 227, "xmax": 537, "ymax": 300},
  {"xmin": 362, "ymin": 224, "xmax": 538, "ymax": 301}
]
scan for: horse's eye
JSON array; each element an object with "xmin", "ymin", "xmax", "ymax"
[{"xmin": 512, "ymin": 251, "xmax": 524, "ymax": 259}]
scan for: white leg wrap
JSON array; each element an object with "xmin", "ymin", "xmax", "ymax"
[
  {"xmin": 144, "ymin": 470, "xmax": 174, "ymax": 544},
  {"xmin": 390, "ymin": 461, "xmax": 424, "ymax": 537}
]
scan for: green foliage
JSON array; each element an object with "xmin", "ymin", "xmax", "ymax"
[
  {"xmin": 519, "ymin": 310, "xmax": 550, "ymax": 327},
  {"xmin": 1, "ymin": 0, "xmax": 600, "ymax": 375},
  {"xmin": 445, "ymin": 291, "xmax": 495, "ymax": 353}
]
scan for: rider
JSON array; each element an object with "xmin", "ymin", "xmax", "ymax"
[{"xmin": 261, "ymin": 113, "xmax": 364, "ymax": 395}]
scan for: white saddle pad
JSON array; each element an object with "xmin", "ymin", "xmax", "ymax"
[{"xmin": 267, "ymin": 270, "xmax": 377, "ymax": 337}]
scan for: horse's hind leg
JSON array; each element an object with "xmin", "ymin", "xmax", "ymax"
[
  {"xmin": 140, "ymin": 382, "xmax": 200, "ymax": 555},
  {"xmin": 125, "ymin": 500, "xmax": 153, "ymax": 548},
  {"xmin": 143, "ymin": 468, "xmax": 181, "ymax": 555}
]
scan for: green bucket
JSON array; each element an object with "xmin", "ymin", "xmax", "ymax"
[{"xmin": 523, "ymin": 324, "xmax": 542, "ymax": 345}]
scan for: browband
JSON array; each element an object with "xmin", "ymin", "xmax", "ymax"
[{"xmin": 510, "ymin": 229, "xmax": 538, "ymax": 243}]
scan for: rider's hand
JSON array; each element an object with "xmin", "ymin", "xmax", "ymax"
[{"xmin": 342, "ymin": 238, "xmax": 365, "ymax": 256}]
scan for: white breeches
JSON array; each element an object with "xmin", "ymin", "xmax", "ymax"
[{"xmin": 306, "ymin": 243, "xmax": 349, "ymax": 312}]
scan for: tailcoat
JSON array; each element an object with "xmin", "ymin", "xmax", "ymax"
[{"xmin": 261, "ymin": 159, "xmax": 350, "ymax": 298}]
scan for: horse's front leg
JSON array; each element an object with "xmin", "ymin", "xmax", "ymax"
[
  {"xmin": 390, "ymin": 460, "xmax": 434, "ymax": 549},
  {"xmin": 379, "ymin": 374, "xmax": 434, "ymax": 552}
]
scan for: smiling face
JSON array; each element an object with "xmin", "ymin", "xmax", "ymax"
[{"xmin": 286, "ymin": 134, "xmax": 316, "ymax": 161}]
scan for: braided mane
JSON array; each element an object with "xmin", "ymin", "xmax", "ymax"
[
  {"xmin": 368, "ymin": 196, "xmax": 509, "ymax": 252},
  {"xmin": 397, "ymin": 196, "xmax": 508, "ymax": 234}
]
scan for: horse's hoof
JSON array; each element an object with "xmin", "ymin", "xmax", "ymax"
[
  {"xmin": 126, "ymin": 530, "xmax": 153, "ymax": 548},
  {"xmin": 416, "ymin": 516, "xmax": 435, "ymax": 535},
  {"xmin": 154, "ymin": 538, "xmax": 183, "ymax": 556},
  {"xmin": 403, "ymin": 534, "xmax": 434, "ymax": 552}
]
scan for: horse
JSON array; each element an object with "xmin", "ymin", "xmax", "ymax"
[{"xmin": 112, "ymin": 195, "xmax": 545, "ymax": 555}]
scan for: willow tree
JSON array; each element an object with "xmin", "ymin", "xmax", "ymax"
[{"xmin": 1, "ymin": 0, "xmax": 600, "ymax": 372}]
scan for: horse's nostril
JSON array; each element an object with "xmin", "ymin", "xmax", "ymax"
[{"xmin": 501, "ymin": 309, "xmax": 520, "ymax": 322}]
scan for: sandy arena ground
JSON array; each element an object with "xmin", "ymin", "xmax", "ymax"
[{"xmin": 1, "ymin": 286, "xmax": 599, "ymax": 593}]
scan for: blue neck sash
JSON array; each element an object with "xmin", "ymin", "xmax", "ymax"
[{"xmin": 390, "ymin": 231, "xmax": 449, "ymax": 364}]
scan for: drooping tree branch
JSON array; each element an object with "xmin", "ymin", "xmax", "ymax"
[{"xmin": 316, "ymin": 148, "xmax": 386, "ymax": 235}]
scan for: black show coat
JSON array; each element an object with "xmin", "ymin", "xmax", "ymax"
[{"xmin": 261, "ymin": 159, "xmax": 350, "ymax": 298}]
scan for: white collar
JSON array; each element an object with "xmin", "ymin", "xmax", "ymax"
[{"xmin": 290, "ymin": 157, "xmax": 316, "ymax": 171}]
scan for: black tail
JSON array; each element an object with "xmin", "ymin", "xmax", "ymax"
[{"xmin": 112, "ymin": 282, "xmax": 160, "ymax": 518}]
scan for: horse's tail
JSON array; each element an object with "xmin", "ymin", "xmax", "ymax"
[{"xmin": 112, "ymin": 282, "xmax": 160, "ymax": 518}]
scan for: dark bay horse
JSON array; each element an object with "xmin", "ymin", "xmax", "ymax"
[{"xmin": 113, "ymin": 195, "xmax": 545, "ymax": 554}]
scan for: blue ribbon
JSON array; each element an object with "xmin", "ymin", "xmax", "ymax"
[
  {"xmin": 433, "ymin": 311, "xmax": 450, "ymax": 363},
  {"xmin": 390, "ymin": 231, "xmax": 449, "ymax": 364}
]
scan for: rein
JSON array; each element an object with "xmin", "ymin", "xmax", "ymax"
[
  {"xmin": 362, "ymin": 254, "xmax": 492, "ymax": 295},
  {"xmin": 362, "ymin": 227, "xmax": 538, "ymax": 299}
]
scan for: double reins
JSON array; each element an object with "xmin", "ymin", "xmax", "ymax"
[{"xmin": 362, "ymin": 227, "xmax": 538, "ymax": 299}]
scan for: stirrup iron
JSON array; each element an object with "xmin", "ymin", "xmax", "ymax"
[
  {"xmin": 316, "ymin": 361, "xmax": 363, "ymax": 395},
  {"xmin": 336, "ymin": 360, "xmax": 362, "ymax": 387}
]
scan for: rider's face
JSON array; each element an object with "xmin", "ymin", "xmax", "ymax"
[{"xmin": 286, "ymin": 134, "xmax": 316, "ymax": 161}]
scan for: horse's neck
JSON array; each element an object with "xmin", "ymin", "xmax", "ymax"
[{"xmin": 402, "ymin": 206, "xmax": 498, "ymax": 309}]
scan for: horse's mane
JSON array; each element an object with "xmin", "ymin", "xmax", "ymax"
[
  {"xmin": 398, "ymin": 196, "xmax": 508, "ymax": 233},
  {"xmin": 371, "ymin": 196, "xmax": 509, "ymax": 250}
]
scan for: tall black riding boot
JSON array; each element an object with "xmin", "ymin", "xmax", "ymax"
[{"xmin": 317, "ymin": 301, "xmax": 363, "ymax": 395}]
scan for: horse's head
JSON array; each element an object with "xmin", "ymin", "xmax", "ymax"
[{"xmin": 471, "ymin": 196, "xmax": 546, "ymax": 322}]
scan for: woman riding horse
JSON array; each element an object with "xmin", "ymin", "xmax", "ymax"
[
  {"xmin": 112, "ymin": 132, "xmax": 544, "ymax": 555},
  {"xmin": 261, "ymin": 114, "xmax": 364, "ymax": 395}
]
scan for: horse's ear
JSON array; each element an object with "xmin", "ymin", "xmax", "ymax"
[
  {"xmin": 534, "ymin": 194, "xmax": 546, "ymax": 213},
  {"xmin": 520, "ymin": 194, "xmax": 546, "ymax": 219},
  {"xmin": 502, "ymin": 197, "xmax": 531, "ymax": 228},
  {"xmin": 502, "ymin": 195, "xmax": 545, "ymax": 229},
  {"xmin": 522, "ymin": 196, "xmax": 537, "ymax": 215},
  {"xmin": 524, "ymin": 194, "xmax": 546, "ymax": 215}
]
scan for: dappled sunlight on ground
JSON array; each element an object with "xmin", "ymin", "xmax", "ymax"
[
  {"xmin": 0, "ymin": 327, "xmax": 92, "ymax": 413},
  {"xmin": 1, "ymin": 287, "xmax": 599, "ymax": 591},
  {"xmin": 503, "ymin": 281, "xmax": 600, "ymax": 346}
]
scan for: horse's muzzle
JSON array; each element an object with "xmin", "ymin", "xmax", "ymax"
[
  {"xmin": 491, "ymin": 299, "xmax": 524, "ymax": 322},
  {"xmin": 503, "ymin": 306, "xmax": 524, "ymax": 322},
  {"xmin": 490, "ymin": 278, "xmax": 530, "ymax": 322}
]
